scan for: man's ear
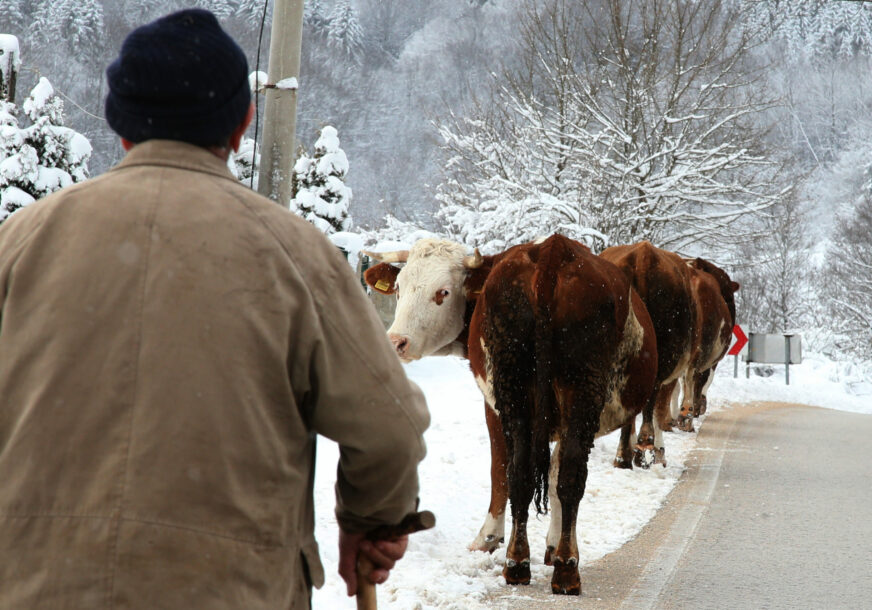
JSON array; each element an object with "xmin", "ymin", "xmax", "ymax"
[
  {"xmin": 121, "ymin": 138, "xmax": 135, "ymax": 151},
  {"xmin": 230, "ymin": 102, "xmax": 255, "ymax": 152},
  {"xmin": 364, "ymin": 263, "xmax": 400, "ymax": 295}
]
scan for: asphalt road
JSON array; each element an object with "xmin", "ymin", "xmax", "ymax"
[{"xmin": 488, "ymin": 402, "xmax": 872, "ymax": 609}]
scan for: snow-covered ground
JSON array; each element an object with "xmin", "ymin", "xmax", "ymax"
[{"xmin": 312, "ymin": 352, "xmax": 871, "ymax": 608}]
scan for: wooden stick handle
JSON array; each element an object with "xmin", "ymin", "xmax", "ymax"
[
  {"xmin": 355, "ymin": 555, "xmax": 378, "ymax": 610},
  {"xmin": 354, "ymin": 511, "xmax": 436, "ymax": 610}
]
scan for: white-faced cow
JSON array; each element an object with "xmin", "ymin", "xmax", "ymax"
[
  {"xmin": 364, "ymin": 235, "xmax": 657, "ymax": 594},
  {"xmin": 599, "ymin": 241, "xmax": 697, "ymax": 463},
  {"xmin": 673, "ymin": 258, "xmax": 740, "ymax": 430}
]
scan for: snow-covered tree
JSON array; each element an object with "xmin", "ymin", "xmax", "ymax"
[
  {"xmin": 304, "ymin": 0, "xmax": 329, "ymax": 31},
  {"xmin": 826, "ymin": 195, "xmax": 872, "ymax": 360},
  {"xmin": 437, "ymin": 0, "xmax": 785, "ymax": 256},
  {"xmin": 327, "ymin": 0, "xmax": 364, "ymax": 60},
  {"xmin": 742, "ymin": 0, "xmax": 872, "ymax": 61},
  {"xmin": 0, "ymin": 0, "xmax": 26, "ymax": 33},
  {"xmin": 228, "ymin": 135, "xmax": 259, "ymax": 190},
  {"xmin": 1, "ymin": 77, "xmax": 91, "ymax": 223},
  {"xmin": 289, "ymin": 125, "xmax": 352, "ymax": 235},
  {"xmin": 33, "ymin": 0, "xmax": 104, "ymax": 64},
  {"xmin": 733, "ymin": 195, "xmax": 816, "ymax": 333}
]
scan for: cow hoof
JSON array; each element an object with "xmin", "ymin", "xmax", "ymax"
[
  {"xmin": 613, "ymin": 456, "xmax": 633, "ymax": 470},
  {"xmin": 633, "ymin": 446, "xmax": 655, "ymax": 469},
  {"xmin": 503, "ymin": 558, "xmax": 531, "ymax": 585},
  {"xmin": 677, "ymin": 416, "xmax": 695, "ymax": 433},
  {"xmin": 544, "ymin": 546, "xmax": 554, "ymax": 566},
  {"xmin": 550, "ymin": 558, "xmax": 581, "ymax": 595},
  {"xmin": 653, "ymin": 447, "xmax": 667, "ymax": 468},
  {"xmin": 468, "ymin": 534, "xmax": 503, "ymax": 553}
]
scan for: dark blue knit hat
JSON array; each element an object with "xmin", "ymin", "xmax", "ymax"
[{"xmin": 105, "ymin": 9, "xmax": 250, "ymax": 146}]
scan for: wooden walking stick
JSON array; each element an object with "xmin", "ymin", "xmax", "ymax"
[{"xmin": 356, "ymin": 510, "xmax": 436, "ymax": 610}]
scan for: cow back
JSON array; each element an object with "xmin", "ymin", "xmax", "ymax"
[{"xmin": 601, "ymin": 241, "xmax": 695, "ymax": 386}]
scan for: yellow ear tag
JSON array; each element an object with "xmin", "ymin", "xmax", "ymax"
[{"xmin": 375, "ymin": 279, "xmax": 392, "ymax": 292}]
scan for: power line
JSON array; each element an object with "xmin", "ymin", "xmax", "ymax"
[{"xmin": 251, "ymin": 0, "xmax": 271, "ymax": 190}]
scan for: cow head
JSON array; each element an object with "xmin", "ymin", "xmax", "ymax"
[{"xmin": 363, "ymin": 239, "xmax": 483, "ymax": 362}]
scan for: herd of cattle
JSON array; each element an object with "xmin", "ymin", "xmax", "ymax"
[{"xmin": 362, "ymin": 234, "xmax": 739, "ymax": 596}]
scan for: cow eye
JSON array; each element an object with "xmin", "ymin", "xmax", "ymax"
[{"xmin": 439, "ymin": 289, "xmax": 450, "ymax": 298}]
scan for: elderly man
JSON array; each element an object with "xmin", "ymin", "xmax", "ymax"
[{"xmin": 0, "ymin": 9, "xmax": 429, "ymax": 609}]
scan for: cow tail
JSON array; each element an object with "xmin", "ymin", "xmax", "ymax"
[
  {"xmin": 531, "ymin": 241, "xmax": 562, "ymax": 515},
  {"xmin": 531, "ymin": 309, "xmax": 553, "ymax": 515}
]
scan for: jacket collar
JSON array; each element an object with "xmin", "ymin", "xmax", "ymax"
[{"xmin": 111, "ymin": 139, "xmax": 237, "ymax": 182}]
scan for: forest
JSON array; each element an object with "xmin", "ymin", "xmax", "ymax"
[{"xmin": 1, "ymin": 0, "xmax": 871, "ymax": 363}]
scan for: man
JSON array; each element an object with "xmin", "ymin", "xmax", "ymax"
[{"xmin": 0, "ymin": 9, "xmax": 429, "ymax": 609}]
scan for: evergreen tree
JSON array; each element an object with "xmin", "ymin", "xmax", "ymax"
[
  {"xmin": 34, "ymin": 0, "xmax": 104, "ymax": 64},
  {"xmin": 289, "ymin": 125, "xmax": 352, "ymax": 235},
  {"xmin": 304, "ymin": 0, "xmax": 329, "ymax": 31},
  {"xmin": 0, "ymin": 0, "xmax": 26, "ymax": 33},
  {"xmin": 0, "ymin": 77, "xmax": 91, "ymax": 223},
  {"xmin": 228, "ymin": 135, "xmax": 259, "ymax": 190},
  {"xmin": 235, "ymin": 0, "xmax": 268, "ymax": 28},
  {"xmin": 327, "ymin": 0, "xmax": 364, "ymax": 60}
]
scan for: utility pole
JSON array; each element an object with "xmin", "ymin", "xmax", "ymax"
[{"xmin": 257, "ymin": 0, "xmax": 304, "ymax": 206}]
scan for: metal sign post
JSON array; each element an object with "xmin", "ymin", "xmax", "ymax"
[{"xmin": 743, "ymin": 332, "xmax": 803, "ymax": 385}]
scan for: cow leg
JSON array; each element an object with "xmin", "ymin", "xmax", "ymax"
[
  {"xmin": 550, "ymin": 429, "xmax": 594, "ymax": 595},
  {"xmin": 545, "ymin": 442, "xmax": 562, "ymax": 565},
  {"xmin": 694, "ymin": 368, "xmax": 714, "ymax": 417},
  {"xmin": 613, "ymin": 421, "xmax": 635, "ymax": 469},
  {"xmin": 636, "ymin": 381, "xmax": 674, "ymax": 468},
  {"xmin": 663, "ymin": 380, "xmax": 681, "ymax": 432},
  {"xmin": 469, "ymin": 401, "xmax": 508, "ymax": 552},
  {"xmin": 677, "ymin": 370, "xmax": 696, "ymax": 432},
  {"xmin": 503, "ymin": 432, "xmax": 534, "ymax": 586},
  {"xmin": 633, "ymin": 388, "xmax": 656, "ymax": 468},
  {"xmin": 652, "ymin": 380, "xmax": 675, "ymax": 464}
]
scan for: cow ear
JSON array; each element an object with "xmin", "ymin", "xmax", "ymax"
[
  {"xmin": 364, "ymin": 263, "xmax": 399, "ymax": 295},
  {"xmin": 731, "ymin": 281, "xmax": 740, "ymax": 293},
  {"xmin": 463, "ymin": 266, "xmax": 490, "ymax": 300}
]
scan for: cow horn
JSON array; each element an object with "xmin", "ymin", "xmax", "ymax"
[
  {"xmin": 463, "ymin": 248, "xmax": 483, "ymax": 269},
  {"xmin": 362, "ymin": 249, "xmax": 409, "ymax": 264}
]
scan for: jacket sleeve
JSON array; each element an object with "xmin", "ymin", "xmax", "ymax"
[{"xmin": 305, "ymin": 243, "xmax": 430, "ymax": 534}]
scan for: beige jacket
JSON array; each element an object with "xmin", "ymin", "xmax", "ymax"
[{"xmin": 0, "ymin": 140, "xmax": 429, "ymax": 609}]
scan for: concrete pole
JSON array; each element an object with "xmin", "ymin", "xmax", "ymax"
[{"xmin": 257, "ymin": 0, "xmax": 304, "ymax": 206}]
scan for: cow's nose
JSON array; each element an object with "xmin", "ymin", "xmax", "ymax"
[{"xmin": 389, "ymin": 333, "xmax": 409, "ymax": 357}]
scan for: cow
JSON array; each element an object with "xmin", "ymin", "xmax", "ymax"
[
  {"xmin": 673, "ymin": 258, "xmax": 740, "ymax": 430},
  {"xmin": 363, "ymin": 235, "xmax": 657, "ymax": 594},
  {"xmin": 600, "ymin": 241, "xmax": 696, "ymax": 463}
]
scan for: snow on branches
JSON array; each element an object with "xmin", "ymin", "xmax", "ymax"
[
  {"xmin": 437, "ymin": 0, "xmax": 786, "ymax": 258},
  {"xmin": 1, "ymin": 76, "xmax": 91, "ymax": 223},
  {"xmin": 290, "ymin": 125, "xmax": 353, "ymax": 235}
]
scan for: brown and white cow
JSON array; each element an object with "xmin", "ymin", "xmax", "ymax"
[
  {"xmin": 364, "ymin": 235, "xmax": 657, "ymax": 594},
  {"xmin": 600, "ymin": 241, "xmax": 696, "ymax": 462},
  {"xmin": 674, "ymin": 258, "xmax": 740, "ymax": 430}
]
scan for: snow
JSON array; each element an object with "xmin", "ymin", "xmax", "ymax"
[
  {"xmin": 248, "ymin": 70, "xmax": 268, "ymax": 93},
  {"xmin": 0, "ymin": 35, "xmax": 20, "ymax": 81},
  {"xmin": 274, "ymin": 77, "xmax": 298, "ymax": 91},
  {"xmin": 311, "ymin": 350, "xmax": 870, "ymax": 608},
  {"xmin": 22, "ymin": 78, "xmax": 54, "ymax": 118}
]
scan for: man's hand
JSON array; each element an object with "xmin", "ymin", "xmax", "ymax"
[{"xmin": 337, "ymin": 528, "xmax": 409, "ymax": 597}]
